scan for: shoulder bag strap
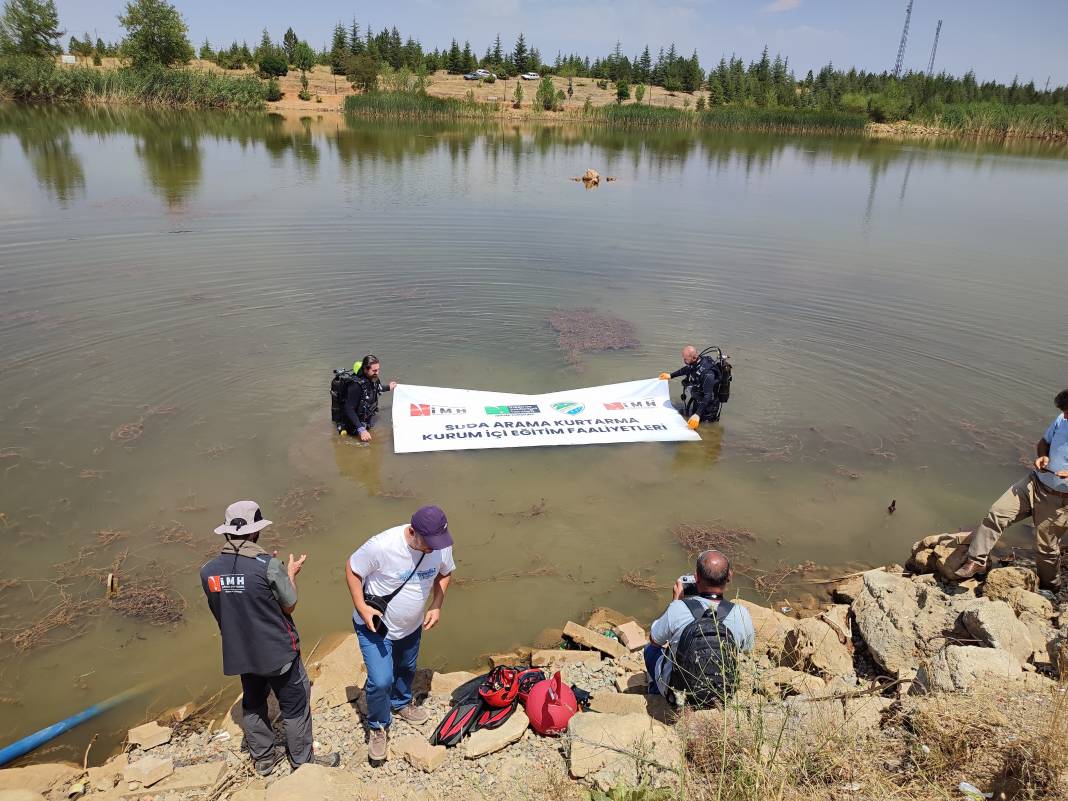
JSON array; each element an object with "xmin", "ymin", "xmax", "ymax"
[
  {"xmin": 681, "ymin": 597, "xmax": 708, "ymax": 622},
  {"xmin": 381, "ymin": 551, "xmax": 427, "ymax": 605}
]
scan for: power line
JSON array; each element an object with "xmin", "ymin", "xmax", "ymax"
[
  {"xmin": 926, "ymin": 19, "xmax": 942, "ymax": 77},
  {"xmin": 893, "ymin": 0, "xmax": 914, "ymax": 78}
]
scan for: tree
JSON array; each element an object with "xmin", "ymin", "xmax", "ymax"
[
  {"xmin": 255, "ymin": 27, "xmax": 271, "ymax": 61},
  {"xmin": 198, "ymin": 38, "xmax": 213, "ymax": 60},
  {"xmin": 616, "ymin": 78, "xmax": 629, "ymax": 104},
  {"xmin": 329, "ymin": 22, "xmax": 347, "ymax": 74},
  {"xmin": 512, "ymin": 79, "xmax": 523, "ymax": 108},
  {"xmin": 293, "ymin": 40, "xmax": 314, "ymax": 75},
  {"xmin": 118, "ymin": 0, "xmax": 193, "ymax": 68},
  {"xmin": 512, "ymin": 32, "xmax": 527, "ymax": 74},
  {"xmin": 258, "ymin": 50, "xmax": 287, "ymax": 77},
  {"xmin": 567, "ymin": 76, "xmax": 573, "ymax": 99},
  {"xmin": 345, "ymin": 52, "xmax": 378, "ymax": 93},
  {"xmin": 634, "ymin": 83, "xmax": 645, "ymax": 104},
  {"xmin": 282, "ymin": 27, "xmax": 297, "ymax": 63},
  {"xmin": 0, "ymin": 0, "xmax": 63, "ymax": 57},
  {"xmin": 348, "ymin": 19, "xmax": 360, "ymax": 56},
  {"xmin": 492, "ymin": 33, "xmax": 502, "ymax": 64},
  {"xmin": 535, "ymin": 75, "xmax": 558, "ymax": 110}
]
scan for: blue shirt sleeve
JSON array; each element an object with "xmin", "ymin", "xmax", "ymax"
[
  {"xmin": 1044, "ymin": 417, "xmax": 1059, "ymax": 444},
  {"xmin": 650, "ymin": 600, "xmax": 691, "ymax": 646},
  {"xmin": 725, "ymin": 605, "xmax": 756, "ymax": 652}
]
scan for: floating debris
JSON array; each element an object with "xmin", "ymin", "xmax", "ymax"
[
  {"xmin": 453, "ymin": 562, "xmax": 557, "ymax": 587},
  {"xmin": 198, "ymin": 445, "xmax": 233, "ymax": 460},
  {"xmin": 108, "ymin": 581, "xmax": 185, "ymax": 625},
  {"xmin": 109, "ymin": 422, "xmax": 144, "ymax": 444},
  {"xmin": 277, "ymin": 485, "xmax": 329, "ymax": 512},
  {"xmin": 672, "ymin": 522, "xmax": 757, "ymax": 557},
  {"xmin": 79, "ymin": 469, "xmax": 106, "ymax": 479},
  {"xmin": 547, "ymin": 308, "xmax": 638, "ymax": 363},
  {"xmin": 95, "ymin": 529, "xmax": 126, "ymax": 547},
  {"xmin": 6, "ymin": 595, "xmax": 102, "ymax": 652},
  {"xmin": 494, "ymin": 499, "xmax": 547, "ymax": 519},
  {"xmin": 620, "ymin": 570, "xmax": 661, "ymax": 594}
]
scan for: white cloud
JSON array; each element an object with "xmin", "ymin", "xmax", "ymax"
[{"xmin": 763, "ymin": 0, "xmax": 801, "ymax": 13}]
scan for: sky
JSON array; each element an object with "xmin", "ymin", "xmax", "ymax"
[{"xmin": 54, "ymin": 0, "xmax": 1068, "ymax": 86}]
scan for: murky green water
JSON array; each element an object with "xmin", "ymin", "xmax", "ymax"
[{"xmin": 1, "ymin": 104, "xmax": 1066, "ymax": 759}]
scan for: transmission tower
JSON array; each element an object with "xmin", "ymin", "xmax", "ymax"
[
  {"xmin": 926, "ymin": 19, "xmax": 942, "ymax": 77},
  {"xmin": 893, "ymin": 0, "xmax": 914, "ymax": 78}
]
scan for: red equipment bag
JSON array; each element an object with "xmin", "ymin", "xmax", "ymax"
[{"xmin": 523, "ymin": 670, "xmax": 578, "ymax": 736}]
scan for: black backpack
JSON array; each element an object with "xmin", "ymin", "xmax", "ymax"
[
  {"xmin": 330, "ymin": 369, "xmax": 356, "ymax": 428},
  {"xmin": 667, "ymin": 597, "xmax": 738, "ymax": 709}
]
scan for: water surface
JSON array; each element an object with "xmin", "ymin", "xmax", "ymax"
[{"xmin": 1, "ymin": 105, "xmax": 1066, "ymax": 757}]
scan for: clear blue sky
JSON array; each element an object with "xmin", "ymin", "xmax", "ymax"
[{"xmin": 54, "ymin": 0, "xmax": 1068, "ymax": 86}]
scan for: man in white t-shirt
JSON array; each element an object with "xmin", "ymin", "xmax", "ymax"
[{"xmin": 344, "ymin": 505, "xmax": 455, "ymax": 766}]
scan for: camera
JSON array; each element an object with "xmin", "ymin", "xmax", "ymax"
[{"xmin": 679, "ymin": 574, "xmax": 698, "ymax": 596}]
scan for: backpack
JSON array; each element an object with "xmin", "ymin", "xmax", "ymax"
[
  {"xmin": 667, "ymin": 597, "xmax": 738, "ymax": 709},
  {"xmin": 330, "ymin": 369, "xmax": 356, "ymax": 429}
]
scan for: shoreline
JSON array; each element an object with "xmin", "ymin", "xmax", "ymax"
[{"xmin": 1, "ymin": 532, "xmax": 1063, "ymax": 800}]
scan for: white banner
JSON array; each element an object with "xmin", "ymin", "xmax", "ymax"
[{"xmin": 392, "ymin": 378, "xmax": 700, "ymax": 453}]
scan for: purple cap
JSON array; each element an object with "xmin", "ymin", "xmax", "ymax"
[{"xmin": 411, "ymin": 505, "xmax": 453, "ymax": 550}]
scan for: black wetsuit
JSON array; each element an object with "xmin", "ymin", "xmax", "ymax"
[
  {"xmin": 342, "ymin": 373, "xmax": 389, "ymax": 435},
  {"xmin": 671, "ymin": 355, "xmax": 721, "ymax": 422}
]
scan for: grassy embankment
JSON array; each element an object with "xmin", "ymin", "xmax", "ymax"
[
  {"xmin": 911, "ymin": 100, "xmax": 1068, "ymax": 139},
  {"xmin": 0, "ymin": 56, "xmax": 266, "ymax": 109}
]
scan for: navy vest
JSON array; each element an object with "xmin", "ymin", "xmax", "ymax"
[{"xmin": 201, "ymin": 550, "xmax": 300, "ymax": 676}]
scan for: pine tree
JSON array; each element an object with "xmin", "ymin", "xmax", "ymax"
[
  {"xmin": 512, "ymin": 32, "xmax": 527, "ymax": 74},
  {"xmin": 0, "ymin": 0, "xmax": 63, "ymax": 57},
  {"xmin": 492, "ymin": 33, "xmax": 502, "ymax": 64},
  {"xmin": 349, "ymin": 19, "xmax": 360, "ymax": 55},
  {"xmin": 461, "ymin": 40, "xmax": 474, "ymax": 72},
  {"xmin": 329, "ymin": 22, "xmax": 348, "ymax": 75},
  {"xmin": 282, "ymin": 27, "xmax": 297, "ymax": 63}
]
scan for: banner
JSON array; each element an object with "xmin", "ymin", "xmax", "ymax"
[{"xmin": 392, "ymin": 379, "xmax": 700, "ymax": 453}]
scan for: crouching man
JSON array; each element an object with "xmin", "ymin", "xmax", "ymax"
[
  {"xmin": 201, "ymin": 500, "xmax": 339, "ymax": 775},
  {"xmin": 644, "ymin": 549, "xmax": 755, "ymax": 708}
]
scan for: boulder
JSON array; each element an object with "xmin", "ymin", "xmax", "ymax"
[
  {"xmin": 615, "ymin": 671, "xmax": 649, "ymax": 693},
  {"xmin": 563, "ymin": 621, "xmax": 628, "ymax": 660},
  {"xmin": 86, "ymin": 754, "xmax": 127, "ymax": 793},
  {"xmin": 264, "ymin": 764, "xmax": 362, "ymax": 801},
  {"xmin": 589, "ymin": 692, "xmax": 654, "ymax": 715},
  {"xmin": 982, "ymin": 567, "xmax": 1038, "ymax": 602},
  {"xmin": 464, "ymin": 708, "xmax": 529, "ymax": 758},
  {"xmin": 782, "ymin": 617, "xmax": 855, "ymax": 678},
  {"xmin": 488, "ymin": 650, "xmax": 529, "ymax": 668},
  {"xmin": 531, "ymin": 649, "xmax": 601, "ymax": 668},
  {"xmin": 1002, "ymin": 587, "xmax": 1056, "ymax": 621},
  {"xmin": 429, "ymin": 670, "xmax": 478, "ymax": 698},
  {"xmin": 913, "ymin": 645, "xmax": 1022, "ymax": 693},
  {"xmin": 309, "ymin": 634, "xmax": 366, "ymax": 710},
  {"xmin": 0, "ymin": 764, "xmax": 79, "ymax": 794},
  {"xmin": 1021, "ymin": 614, "xmax": 1058, "ymax": 666},
  {"xmin": 831, "ymin": 574, "xmax": 867, "ymax": 604},
  {"xmin": 734, "ymin": 599, "xmax": 796, "ymax": 660},
  {"xmin": 120, "ymin": 762, "xmax": 226, "ymax": 798},
  {"xmin": 124, "ymin": 756, "xmax": 173, "ymax": 788},
  {"xmin": 0, "ymin": 792, "xmax": 46, "ymax": 801},
  {"xmin": 127, "ymin": 721, "xmax": 172, "ymax": 750},
  {"xmin": 842, "ymin": 696, "xmax": 894, "ymax": 736},
  {"xmin": 392, "ymin": 735, "xmax": 447, "ymax": 772},
  {"xmin": 568, "ymin": 712, "xmax": 680, "ymax": 790},
  {"xmin": 230, "ymin": 779, "xmax": 268, "ymax": 801},
  {"xmin": 581, "ymin": 168, "xmax": 600, "ymax": 183},
  {"xmin": 907, "ymin": 533, "xmax": 968, "ymax": 574},
  {"xmin": 615, "ymin": 621, "xmax": 647, "ymax": 651},
  {"xmin": 757, "ymin": 667, "xmax": 826, "ymax": 699},
  {"xmin": 961, "ymin": 601, "xmax": 1033, "ymax": 663},
  {"xmin": 586, "ymin": 607, "xmax": 636, "ymax": 631}
]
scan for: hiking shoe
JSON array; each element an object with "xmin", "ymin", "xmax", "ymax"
[
  {"xmin": 395, "ymin": 704, "xmax": 430, "ymax": 725},
  {"xmin": 253, "ymin": 749, "xmax": 285, "ymax": 777},
  {"xmin": 311, "ymin": 751, "xmax": 341, "ymax": 768},
  {"xmin": 953, "ymin": 559, "xmax": 985, "ymax": 581},
  {"xmin": 368, "ymin": 728, "xmax": 388, "ymax": 766}
]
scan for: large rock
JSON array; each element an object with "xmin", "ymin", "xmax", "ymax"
[
  {"xmin": 464, "ymin": 707, "xmax": 529, "ymax": 758},
  {"xmin": 127, "ymin": 721, "xmax": 172, "ymax": 750},
  {"xmin": 264, "ymin": 764, "xmax": 362, "ymax": 801},
  {"xmin": 982, "ymin": 567, "xmax": 1038, "ymax": 602},
  {"xmin": 913, "ymin": 646, "xmax": 1022, "ymax": 693},
  {"xmin": 734, "ymin": 599, "xmax": 797, "ymax": 660},
  {"xmin": 568, "ymin": 712, "xmax": 680, "ymax": 791},
  {"xmin": 842, "ymin": 696, "xmax": 894, "ymax": 736},
  {"xmin": 1021, "ymin": 614, "xmax": 1059, "ymax": 666},
  {"xmin": 86, "ymin": 755, "xmax": 127, "ymax": 793},
  {"xmin": 851, "ymin": 571, "xmax": 970, "ymax": 679},
  {"xmin": 120, "ymin": 762, "xmax": 226, "ymax": 798},
  {"xmin": 309, "ymin": 634, "xmax": 366, "ymax": 710},
  {"xmin": 589, "ymin": 692, "xmax": 654, "ymax": 715},
  {"xmin": 615, "ymin": 621, "xmax": 647, "ymax": 651},
  {"xmin": 1002, "ymin": 587, "xmax": 1056, "ymax": 621},
  {"xmin": 531, "ymin": 649, "xmax": 601, "ymax": 668},
  {"xmin": 392, "ymin": 735, "xmax": 447, "ymax": 772},
  {"xmin": 0, "ymin": 792, "xmax": 46, "ymax": 801},
  {"xmin": 907, "ymin": 533, "xmax": 968, "ymax": 574},
  {"xmin": 563, "ymin": 621, "xmax": 628, "ymax": 660},
  {"xmin": 0, "ymin": 764, "xmax": 79, "ymax": 794},
  {"xmin": 961, "ymin": 601, "xmax": 1033, "ymax": 663},
  {"xmin": 782, "ymin": 617, "xmax": 854, "ymax": 678},
  {"xmin": 429, "ymin": 670, "xmax": 478, "ymax": 698},
  {"xmin": 124, "ymin": 756, "xmax": 173, "ymax": 789},
  {"xmin": 757, "ymin": 666, "xmax": 826, "ymax": 699},
  {"xmin": 585, "ymin": 607, "xmax": 636, "ymax": 631}
]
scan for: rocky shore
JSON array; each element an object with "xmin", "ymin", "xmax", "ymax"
[{"xmin": 1, "ymin": 532, "xmax": 1065, "ymax": 801}]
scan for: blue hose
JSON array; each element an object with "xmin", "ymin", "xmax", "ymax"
[{"xmin": 0, "ymin": 687, "xmax": 139, "ymax": 767}]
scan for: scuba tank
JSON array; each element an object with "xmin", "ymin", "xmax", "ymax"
[
  {"xmin": 330, "ymin": 368, "xmax": 356, "ymax": 430},
  {"xmin": 698, "ymin": 346, "xmax": 732, "ymax": 405}
]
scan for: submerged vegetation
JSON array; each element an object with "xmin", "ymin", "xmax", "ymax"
[{"xmin": 586, "ymin": 104, "xmax": 867, "ymax": 133}]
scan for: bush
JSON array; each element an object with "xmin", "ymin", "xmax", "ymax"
[
  {"xmin": 298, "ymin": 89, "xmax": 311, "ymax": 101},
  {"xmin": 663, "ymin": 76, "xmax": 681, "ymax": 94},
  {"xmin": 596, "ymin": 79, "xmax": 608, "ymax": 90},
  {"xmin": 484, "ymin": 73, "xmax": 495, "ymax": 84},
  {"xmin": 582, "ymin": 95, "xmax": 592, "ymax": 114},
  {"xmin": 840, "ymin": 92, "xmax": 868, "ymax": 115},
  {"xmin": 345, "ymin": 53, "xmax": 378, "ymax": 93},
  {"xmin": 258, "ymin": 51, "xmax": 287, "ymax": 78},
  {"xmin": 634, "ymin": 83, "xmax": 645, "ymax": 105},
  {"xmin": 867, "ymin": 91, "xmax": 910, "ymax": 122},
  {"xmin": 695, "ymin": 95, "xmax": 706, "ymax": 111},
  {"xmin": 512, "ymin": 80, "xmax": 523, "ymax": 108},
  {"xmin": 265, "ymin": 77, "xmax": 282, "ymax": 101},
  {"xmin": 615, "ymin": 78, "xmax": 629, "ymax": 105},
  {"xmin": 535, "ymin": 75, "xmax": 558, "ymax": 110}
]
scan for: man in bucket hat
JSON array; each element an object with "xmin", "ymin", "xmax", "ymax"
[
  {"xmin": 344, "ymin": 505, "xmax": 455, "ymax": 766},
  {"xmin": 201, "ymin": 500, "xmax": 339, "ymax": 775}
]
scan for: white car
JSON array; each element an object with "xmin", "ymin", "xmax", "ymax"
[
  {"xmin": 474, "ymin": 68, "xmax": 496, "ymax": 78},
  {"xmin": 520, "ymin": 72, "xmax": 540, "ymax": 80}
]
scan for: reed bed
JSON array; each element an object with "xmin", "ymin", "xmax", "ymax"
[
  {"xmin": 914, "ymin": 102, "xmax": 1068, "ymax": 139},
  {"xmin": 0, "ymin": 57, "xmax": 267, "ymax": 109},
  {"xmin": 585, "ymin": 104, "xmax": 866, "ymax": 133},
  {"xmin": 344, "ymin": 91, "xmax": 496, "ymax": 120}
]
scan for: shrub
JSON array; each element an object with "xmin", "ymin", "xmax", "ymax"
[
  {"xmin": 663, "ymin": 76, "xmax": 681, "ymax": 94},
  {"xmin": 265, "ymin": 77, "xmax": 281, "ymax": 101},
  {"xmin": 464, "ymin": 88, "xmax": 475, "ymax": 105},
  {"xmin": 535, "ymin": 75, "xmax": 557, "ymax": 110},
  {"xmin": 695, "ymin": 94, "xmax": 706, "ymax": 111},
  {"xmin": 258, "ymin": 51, "xmax": 287, "ymax": 78},
  {"xmin": 92, "ymin": 52, "xmax": 101, "ymax": 66},
  {"xmin": 840, "ymin": 91, "xmax": 868, "ymax": 115},
  {"xmin": 345, "ymin": 53, "xmax": 378, "ymax": 93},
  {"xmin": 484, "ymin": 73, "xmax": 495, "ymax": 84},
  {"xmin": 512, "ymin": 79, "xmax": 523, "ymax": 108},
  {"xmin": 683, "ymin": 96, "xmax": 691, "ymax": 109},
  {"xmin": 867, "ymin": 91, "xmax": 910, "ymax": 122},
  {"xmin": 298, "ymin": 89, "xmax": 311, "ymax": 101},
  {"xmin": 596, "ymin": 79, "xmax": 608, "ymax": 90},
  {"xmin": 615, "ymin": 78, "xmax": 629, "ymax": 104},
  {"xmin": 582, "ymin": 95, "xmax": 592, "ymax": 113},
  {"xmin": 633, "ymin": 83, "xmax": 645, "ymax": 105}
]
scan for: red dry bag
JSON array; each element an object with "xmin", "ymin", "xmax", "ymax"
[{"xmin": 523, "ymin": 670, "xmax": 578, "ymax": 736}]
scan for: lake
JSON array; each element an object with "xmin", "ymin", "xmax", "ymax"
[{"xmin": 0, "ymin": 104, "xmax": 1065, "ymax": 758}]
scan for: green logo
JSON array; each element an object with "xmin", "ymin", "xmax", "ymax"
[{"xmin": 552, "ymin": 401, "xmax": 585, "ymax": 415}]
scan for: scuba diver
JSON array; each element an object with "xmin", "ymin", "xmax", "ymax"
[
  {"xmin": 331, "ymin": 355, "xmax": 397, "ymax": 442},
  {"xmin": 659, "ymin": 345, "xmax": 733, "ymax": 429}
]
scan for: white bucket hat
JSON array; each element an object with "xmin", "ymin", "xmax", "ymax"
[{"xmin": 214, "ymin": 500, "xmax": 273, "ymax": 536}]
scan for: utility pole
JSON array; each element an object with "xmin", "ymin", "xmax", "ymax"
[
  {"xmin": 926, "ymin": 19, "xmax": 942, "ymax": 77},
  {"xmin": 893, "ymin": 0, "xmax": 914, "ymax": 78}
]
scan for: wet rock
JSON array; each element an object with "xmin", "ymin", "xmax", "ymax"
[
  {"xmin": 982, "ymin": 567, "xmax": 1038, "ymax": 601},
  {"xmin": 582, "ymin": 168, "xmax": 600, "ymax": 183},
  {"xmin": 264, "ymin": 764, "xmax": 362, "ymax": 801},
  {"xmin": 757, "ymin": 666, "xmax": 825, "ymax": 699},
  {"xmin": 568, "ymin": 712, "xmax": 680, "ymax": 790},
  {"xmin": 124, "ymin": 755, "xmax": 173, "ymax": 788},
  {"xmin": 392, "ymin": 735, "xmax": 447, "ymax": 772},
  {"xmin": 563, "ymin": 621, "xmax": 628, "ymax": 660},
  {"xmin": 782, "ymin": 617, "xmax": 855, "ymax": 679},
  {"xmin": 0, "ymin": 764, "xmax": 80, "ymax": 794},
  {"xmin": 735, "ymin": 599, "xmax": 797, "ymax": 660},
  {"xmin": 430, "ymin": 670, "xmax": 478, "ymax": 698},
  {"xmin": 913, "ymin": 645, "xmax": 1022, "ymax": 693},
  {"xmin": 614, "ymin": 621, "xmax": 647, "ymax": 651},
  {"xmin": 127, "ymin": 721, "xmax": 172, "ymax": 751},
  {"xmin": 961, "ymin": 600, "xmax": 1032, "ymax": 663},
  {"xmin": 589, "ymin": 692, "xmax": 653, "ymax": 715},
  {"xmin": 464, "ymin": 708, "xmax": 529, "ymax": 758}
]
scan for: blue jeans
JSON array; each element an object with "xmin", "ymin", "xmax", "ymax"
[
  {"xmin": 643, "ymin": 643, "xmax": 663, "ymax": 696},
  {"xmin": 354, "ymin": 614, "xmax": 422, "ymax": 730}
]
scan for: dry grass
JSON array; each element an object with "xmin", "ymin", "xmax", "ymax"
[
  {"xmin": 621, "ymin": 570, "xmax": 663, "ymax": 594},
  {"xmin": 672, "ymin": 523, "xmax": 757, "ymax": 558},
  {"xmin": 108, "ymin": 580, "xmax": 186, "ymax": 625}
]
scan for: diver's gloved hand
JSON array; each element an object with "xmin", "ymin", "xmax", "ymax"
[
  {"xmin": 658, "ymin": 372, "xmax": 671, "ymax": 380},
  {"xmin": 687, "ymin": 415, "xmax": 700, "ymax": 430}
]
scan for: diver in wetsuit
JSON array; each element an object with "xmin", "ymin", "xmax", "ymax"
[
  {"xmin": 659, "ymin": 345, "xmax": 728, "ymax": 429},
  {"xmin": 341, "ymin": 355, "xmax": 397, "ymax": 442}
]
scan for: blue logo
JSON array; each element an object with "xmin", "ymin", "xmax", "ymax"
[{"xmin": 553, "ymin": 401, "xmax": 585, "ymax": 415}]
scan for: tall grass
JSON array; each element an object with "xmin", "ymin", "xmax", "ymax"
[
  {"xmin": 912, "ymin": 101, "xmax": 1068, "ymax": 139},
  {"xmin": 585, "ymin": 103, "xmax": 866, "ymax": 134},
  {"xmin": 0, "ymin": 56, "xmax": 267, "ymax": 109},
  {"xmin": 343, "ymin": 91, "xmax": 496, "ymax": 120}
]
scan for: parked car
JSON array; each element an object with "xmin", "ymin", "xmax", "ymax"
[
  {"xmin": 474, "ymin": 68, "xmax": 495, "ymax": 78},
  {"xmin": 463, "ymin": 72, "xmax": 480, "ymax": 80},
  {"xmin": 520, "ymin": 72, "xmax": 540, "ymax": 80}
]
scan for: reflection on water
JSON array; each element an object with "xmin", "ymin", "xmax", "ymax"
[{"xmin": 0, "ymin": 104, "xmax": 1066, "ymax": 760}]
